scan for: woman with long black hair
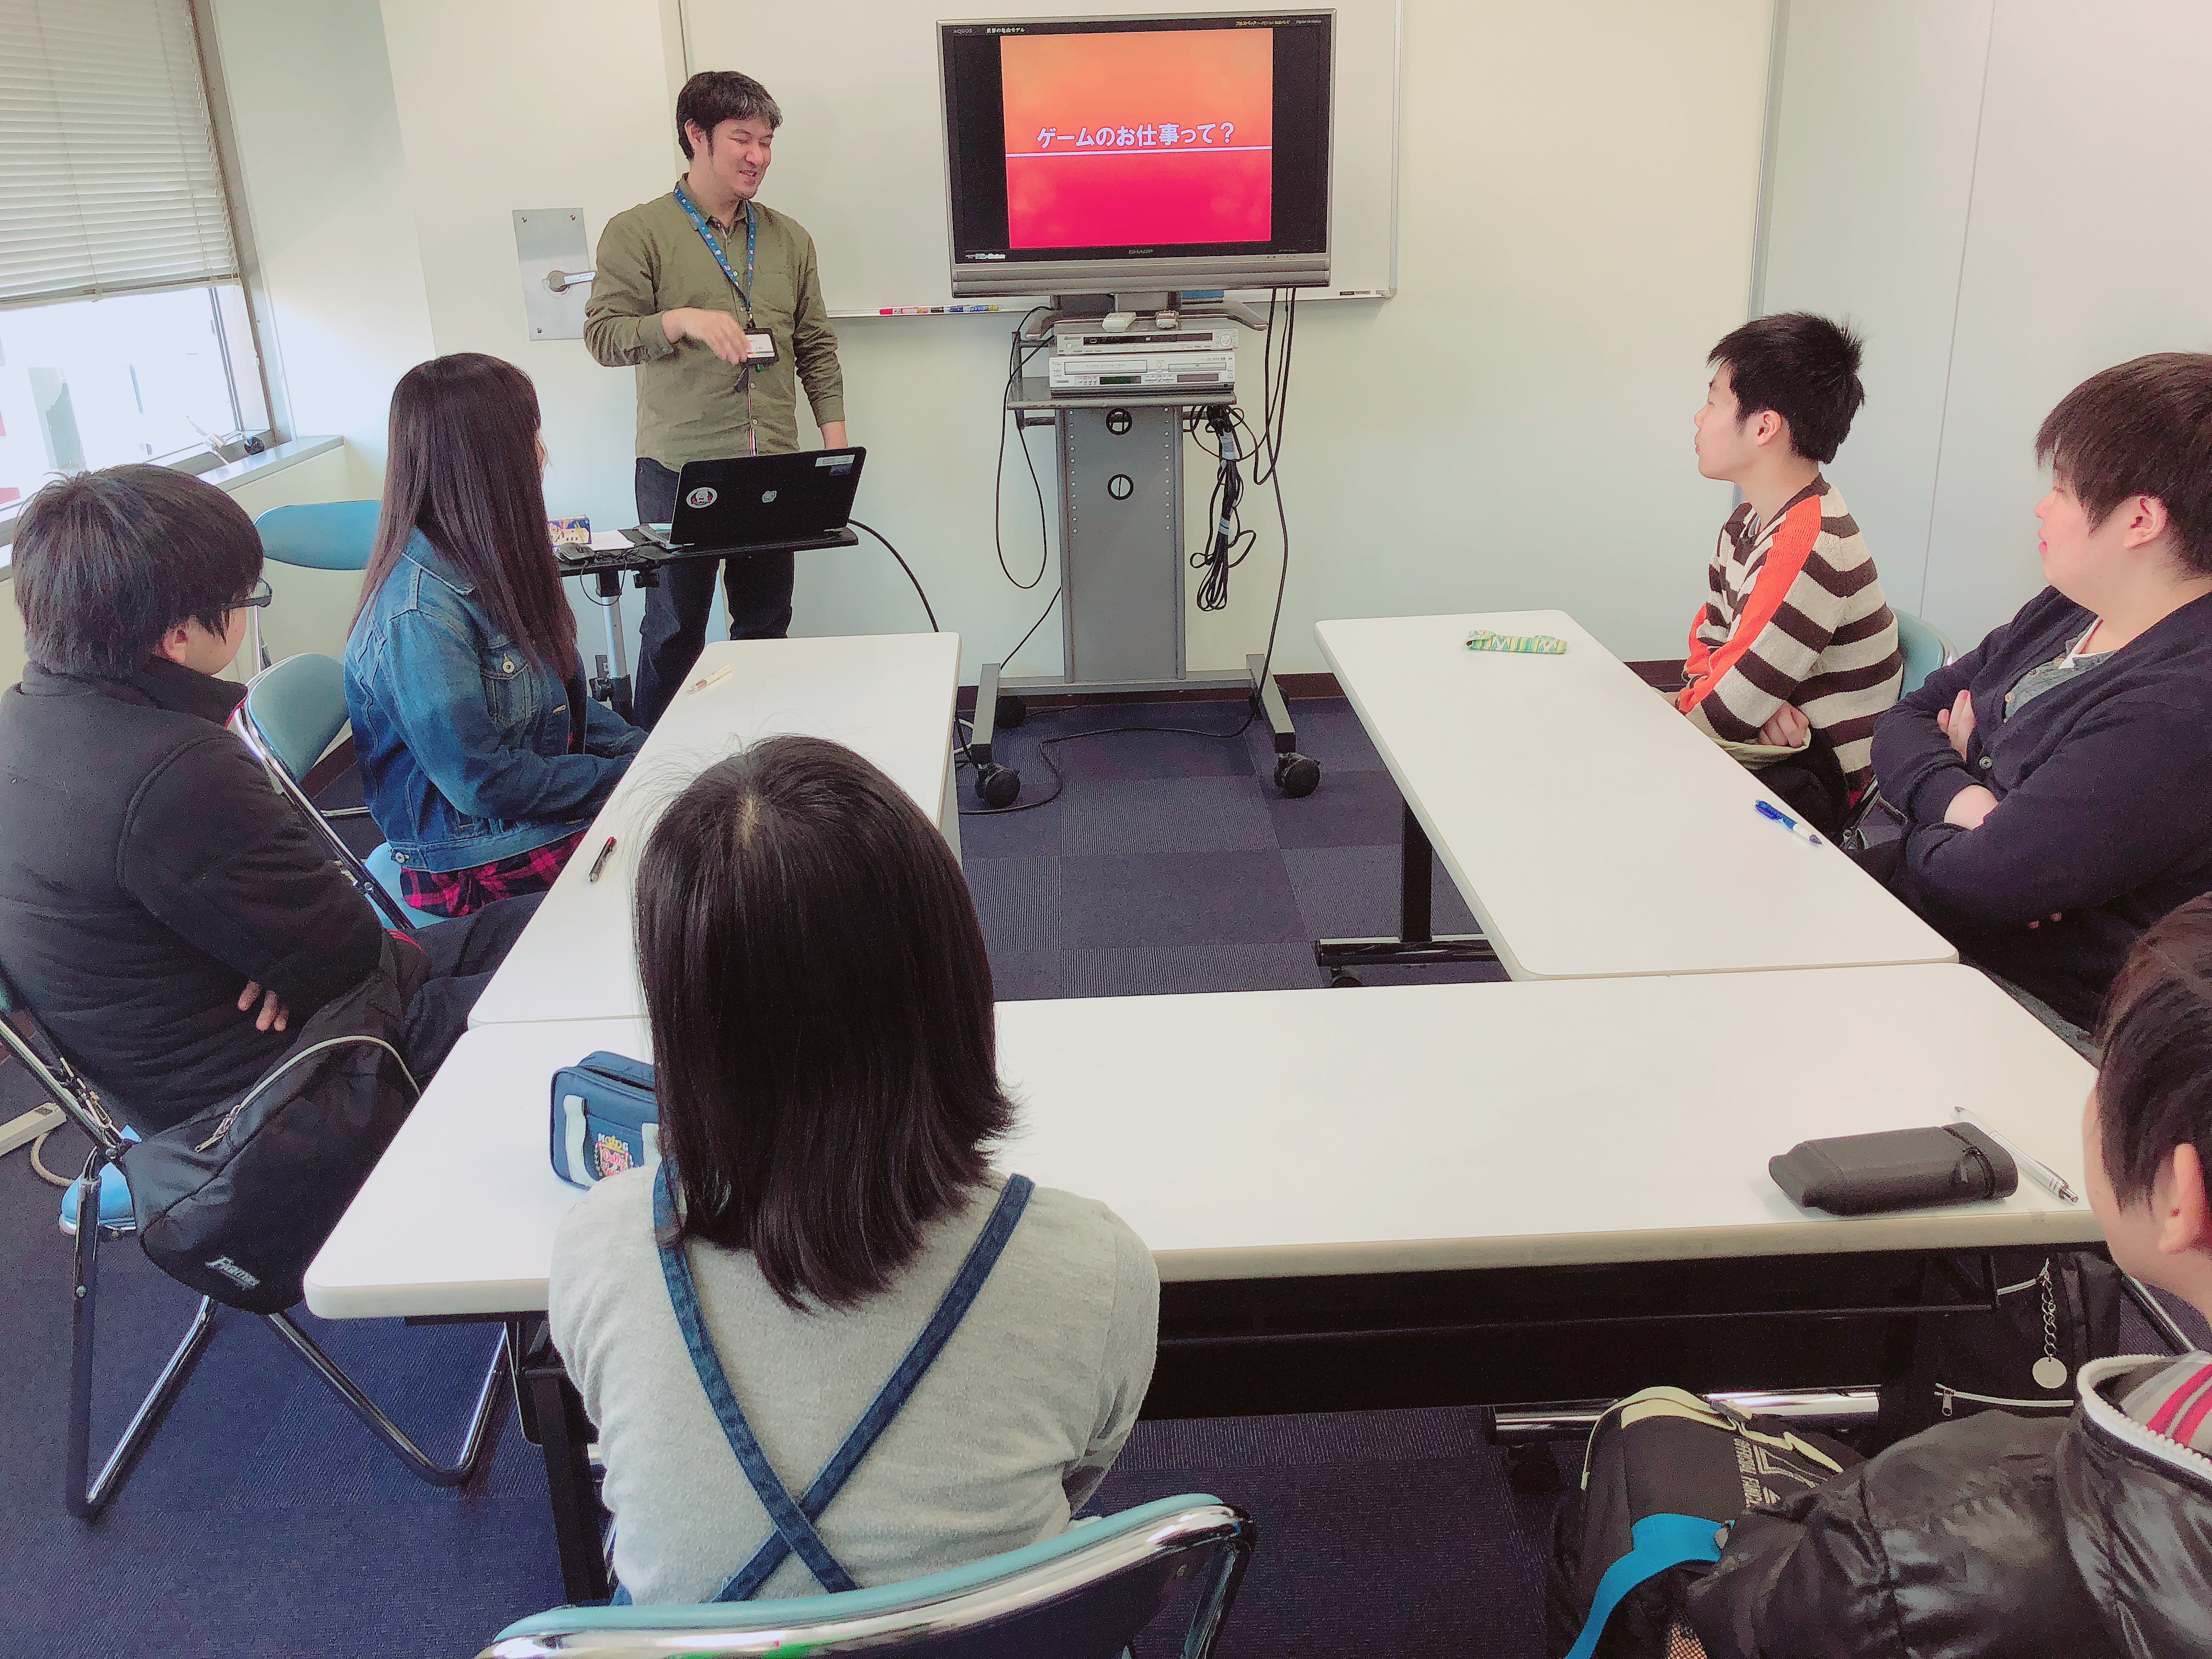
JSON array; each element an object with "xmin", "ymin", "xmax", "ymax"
[
  {"xmin": 548, "ymin": 736, "xmax": 1158, "ymax": 1604},
  {"xmin": 346, "ymin": 353, "xmax": 643, "ymax": 917}
]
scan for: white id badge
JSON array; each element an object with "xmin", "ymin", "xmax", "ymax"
[{"xmin": 743, "ymin": 330, "xmax": 778, "ymax": 365}]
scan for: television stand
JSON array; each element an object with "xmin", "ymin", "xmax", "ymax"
[{"xmin": 968, "ymin": 377, "xmax": 1317, "ymax": 803}]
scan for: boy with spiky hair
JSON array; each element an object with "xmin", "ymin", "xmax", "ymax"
[{"xmin": 1681, "ymin": 313, "xmax": 1903, "ymax": 829}]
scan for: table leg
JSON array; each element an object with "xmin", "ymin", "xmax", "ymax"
[
  {"xmin": 523, "ymin": 1347, "xmax": 608, "ymax": 1604},
  {"xmin": 1315, "ymin": 799, "xmax": 1497, "ymax": 978},
  {"xmin": 1400, "ymin": 802, "xmax": 1432, "ymax": 944}
]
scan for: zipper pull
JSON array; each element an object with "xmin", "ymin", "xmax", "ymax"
[{"xmin": 1938, "ymin": 1387, "xmax": 1956, "ymax": 1418}]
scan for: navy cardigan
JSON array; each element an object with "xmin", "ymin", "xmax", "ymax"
[{"xmin": 1870, "ymin": 585, "xmax": 2212, "ymax": 1028}]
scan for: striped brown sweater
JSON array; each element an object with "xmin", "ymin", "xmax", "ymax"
[{"xmin": 1678, "ymin": 477, "xmax": 1903, "ymax": 793}]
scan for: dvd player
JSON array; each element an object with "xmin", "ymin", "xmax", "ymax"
[
  {"xmin": 1051, "ymin": 320, "xmax": 1241, "ymax": 356},
  {"xmin": 1047, "ymin": 350, "xmax": 1237, "ymax": 396}
]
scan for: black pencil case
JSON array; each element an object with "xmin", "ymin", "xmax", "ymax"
[{"xmin": 1770, "ymin": 1124, "xmax": 2018, "ymax": 1215}]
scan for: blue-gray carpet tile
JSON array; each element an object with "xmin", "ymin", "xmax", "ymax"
[{"xmin": 2, "ymin": 696, "xmax": 2197, "ymax": 1657}]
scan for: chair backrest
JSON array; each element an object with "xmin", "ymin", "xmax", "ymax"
[
  {"xmin": 239, "ymin": 653, "xmax": 351, "ymax": 785},
  {"xmin": 0, "ymin": 957, "xmax": 127, "ymax": 1156},
  {"xmin": 478, "ymin": 1496, "xmax": 1255, "ymax": 1659},
  {"xmin": 254, "ymin": 501, "xmax": 382, "ymax": 571},
  {"xmin": 233, "ymin": 655, "xmax": 418, "ymax": 933},
  {"xmin": 1894, "ymin": 611, "xmax": 1955, "ymax": 698}
]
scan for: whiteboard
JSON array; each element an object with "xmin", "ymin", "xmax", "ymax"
[{"xmin": 680, "ymin": 1, "xmax": 1401, "ymax": 314}]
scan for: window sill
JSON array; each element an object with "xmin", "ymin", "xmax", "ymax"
[{"xmin": 0, "ymin": 435, "xmax": 345, "ymax": 578}]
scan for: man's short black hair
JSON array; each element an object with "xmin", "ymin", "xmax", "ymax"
[
  {"xmin": 11, "ymin": 464, "xmax": 262, "ymax": 678},
  {"xmin": 1708, "ymin": 312, "xmax": 1867, "ymax": 466},
  {"xmin": 634, "ymin": 735, "xmax": 1014, "ymax": 1312},
  {"xmin": 675, "ymin": 70, "xmax": 782, "ymax": 159},
  {"xmin": 2096, "ymin": 895, "xmax": 2212, "ymax": 1207},
  {"xmin": 2035, "ymin": 353, "xmax": 2212, "ymax": 578}
]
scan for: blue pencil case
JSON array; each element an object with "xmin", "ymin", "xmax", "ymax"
[{"xmin": 550, "ymin": 1051, "xmax": 659, "ymax": 1188}]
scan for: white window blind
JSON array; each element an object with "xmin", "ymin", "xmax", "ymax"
[{"xmin": 0, "ymin": 0, "xmax": 239, "ymax": 308}]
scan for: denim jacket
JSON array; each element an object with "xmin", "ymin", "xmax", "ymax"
[{"xmin": 345, "ymin": 531, "xmax": 644, "ymax": 873}]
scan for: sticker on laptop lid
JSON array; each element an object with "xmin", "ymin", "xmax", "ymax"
[
  {"xmin": 814, "ymin": 454, "xmax": 854, "ymax": 473},
  {"xmin": 685, "ymin": 487, "xmax": 718, "ymax": 509}
]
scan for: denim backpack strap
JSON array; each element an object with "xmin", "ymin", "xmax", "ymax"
[
  {"xmin": 653, "ymin": 1161, "xmax": 859, "ymax": 1597},
  {"xmin": 652, "ymin": 1164, "xmax": 1036, "ymax": 1602},
  {"xmin": 712, "ymin": 1173, "xmax": 1036, "ymax": 1602}
]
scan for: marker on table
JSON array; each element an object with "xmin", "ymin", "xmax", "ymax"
[
  {"xmin": 1754, "ymin": 799, "xmax": 1823, "ymax": 847},
  {"xmin": 687, "ymin": 664, "xmax": 733, "ymax": 695},
  {"xmin": 1955, "ymin": 1105, "xmax": 2080, "ymax": 1203},
  {"xmin": 585, "ymin": 836, "xmax": 617, "ymax": 884}
]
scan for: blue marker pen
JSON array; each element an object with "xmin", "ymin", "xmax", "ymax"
[{"xmin": 1755, "ymin": 799, "xmax": 1823, "ymax": 846}]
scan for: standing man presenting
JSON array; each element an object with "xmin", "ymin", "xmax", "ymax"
[{"xmin": 586, "ymin": 70, "xmax": 847, "ymax": 729}]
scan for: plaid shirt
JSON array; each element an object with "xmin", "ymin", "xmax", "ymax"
[{"xmin": 400, "ymin": 828, "xmax": 585, "ymax": 919}]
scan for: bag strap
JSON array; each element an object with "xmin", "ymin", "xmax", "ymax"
[
  {"xmin": 1561, "ymin": 1513, "xmax": 1728, "ymax": 1659},
  {"xmin": 652, "ymin": 1163, "xmax": 1036, "ymax": 1601}
]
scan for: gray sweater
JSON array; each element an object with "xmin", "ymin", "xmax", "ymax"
[{"xmin": 548, "ymin": 1170, "xmax": 1159, "ymax": 1605}]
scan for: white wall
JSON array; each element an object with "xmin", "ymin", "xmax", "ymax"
[
  {"xmin": 1760, "ymin": 0, "xmax": 2212, "ymax": 648},
  {"xmin": 120, "ymin": 0, "xmax": 1772, "ymax": 690},
  {"xmin": 206, "ymin": 0, "xmax": 436, "ymax": 501}
]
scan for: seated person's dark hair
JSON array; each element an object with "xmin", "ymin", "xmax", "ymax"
[
  {"xmin": 634, "ymin": 734, "xmax": 1014, "ymax": 1310},
  {"xmin": 2095, "ymin": 892, "xmax": 2212, "ymax": 1203},
  {"xmin": 1707, "ymin": 312, "xmax": 1866, "ymax": 465},
  {"xmin": 13, "ymin": 464, "xmax": 262, "ymax": 677},
  {"xmin": 2036, "ymin": 352, "xmax": 2212, "ymax": 577}
]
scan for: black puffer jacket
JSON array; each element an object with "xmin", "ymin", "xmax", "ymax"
[
  {"xmin": 1686, "ymin": 1354, "xmax": 2212, "ymax": 1657},
  {"xmin": 0, "ymin": 660, "xmax": 383, "ymax": 1131}
]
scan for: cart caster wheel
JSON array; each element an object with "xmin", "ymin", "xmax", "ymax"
[
  {"xmin": 1274, "ymin": 753, "xmax": 1321, "ymax": 798},
  {"xmin": 1328, "ymin": 968, "xmax": 1363, "ymax": 989},
  {"xmin": 974, "ymin": 763, "xmax": 1022, "ymax": 809},
  {"xmin": 1505, "ymin": 1443, "xmax": 1563, "ymax": 1496},
  {"xmin": 994, "ymin": 693, "xmax": 1029, "ymax": 730}
]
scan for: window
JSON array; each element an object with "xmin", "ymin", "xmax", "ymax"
[{"xmin": 0, "ymin": 0, "xmax": 272, "ymax": 514}]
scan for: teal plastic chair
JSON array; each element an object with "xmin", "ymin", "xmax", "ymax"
[
  {"xmin": 1894, "ymin": 610, "xmax": 1956, "ymax": 698},
  {"xmin": 249, "ymin": 500, "xmax": 381, "ymax": 670},
  {"xmin": 477, "ymin": 1496, "xmax": 1255, "ymax": 1658},
  {"xmin": 230, "ymin": 652, "xmax": 438, "ymax": 930},
  {"xmin": 1839, "ymin": 610, "xmax": 1959, "ymax": 849}
]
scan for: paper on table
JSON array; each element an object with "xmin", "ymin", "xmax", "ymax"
[{"xmin": 588, "ymin": 529, "xmax": 635, "ymax": 551}]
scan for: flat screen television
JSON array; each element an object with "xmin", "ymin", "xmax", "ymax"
[{"xmin": 939, "ymin": 12, "xmax": 1333, "ymax": 299}]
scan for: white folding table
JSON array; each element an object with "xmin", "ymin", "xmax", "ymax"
[
  {"xmin": 1313, "ymin": 611, "xmax": 1957, "ymax": 980},
  {"xmin": 465, "ymin": 631, "xmax": 961, "ymax": 1028},
  {"xmin": 309, "ymin": 964, "xmax": 2096, "ymax": 1321},
  {"xmin": 307, "ymin": 964, "xmax": 2095, "ymax": 1598}
]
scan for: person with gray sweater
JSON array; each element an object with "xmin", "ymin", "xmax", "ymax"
[{"xmin": 547, "ymin": 735, "xmax": 1158, "ymax": 1606}]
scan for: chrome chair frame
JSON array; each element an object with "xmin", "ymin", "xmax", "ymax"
[
  {"xmin": 481, "ymin": 1499, "xmax": 1254, "ymax": 1659},
  {"xmin": 229, "ymin": 656, "xmax": 419, "ymax": 933},
  {"xmin": 1, "ymin": 968, "xmax": 507, "ymax": 1518}
]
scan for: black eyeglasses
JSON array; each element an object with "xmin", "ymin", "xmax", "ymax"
[{"xmin": 229, "ymin": 578, "xmax": 274, "ymax": 612}]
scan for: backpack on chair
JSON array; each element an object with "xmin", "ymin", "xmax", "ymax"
[{"xmin": 1546, "ymin": 1389, "xmax": 1863, "ymax": 1659}]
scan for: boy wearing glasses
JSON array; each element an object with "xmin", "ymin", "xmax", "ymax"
[{"xmin": 0, "ymin": 465, "xmax": 532, "ymax": 1133}]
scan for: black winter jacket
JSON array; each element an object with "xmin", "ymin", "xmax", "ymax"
[
  {"xmin": 1868, "ymin": 586, "xmax": 2212, "ymax": 1028},
  {"xmin": 1686, "ymin": 1354, "xmax": 2212, "ymax": 1658},
  {"xmin": 0, "ymin": 660, "xmax": 384, "ymax": 1131}
]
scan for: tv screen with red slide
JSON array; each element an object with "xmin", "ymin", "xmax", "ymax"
[{"xmin": 941, "ymin": 13, "xmax": 1331, "ymax": 287}]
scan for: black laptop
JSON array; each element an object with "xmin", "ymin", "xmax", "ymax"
[{"xmin": 638, "ymin": 448, "xmax": 866, "ymax": 551}]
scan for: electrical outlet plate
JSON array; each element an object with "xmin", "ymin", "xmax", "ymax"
[{"xmin": 0, "ymin": 1101, "xmax": 65, "ymax": 1158}]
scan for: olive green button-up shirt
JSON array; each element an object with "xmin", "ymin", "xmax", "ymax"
[{"xmin": 584, "ymin": 185, "xmax": 845, "ymax": 465}]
